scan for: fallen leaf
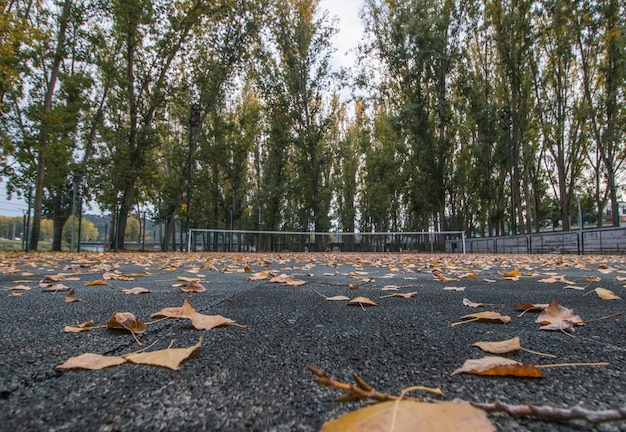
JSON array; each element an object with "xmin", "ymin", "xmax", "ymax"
[
  {"xmin": 320, "ymin": 400, "xmax": 495, "ymax": 432},
  {"xmin": 124, "ymin": 338, "xmax": 202, "ymax": 370},
  {"xmin": 453, "ymin": 311, "xmax": 511, "ymax": 326},
  {"xmin": 471, "ymin": 337, "xmax": 521, "ymax": 354},
  {"xmin": 56, "ymin": 353, "xmax": 127, "ymax": 370},
  {"xmin": 462, "ymin": 298, "xmax": 504, "ymax": 308},
  {"xmin": 64, "ymin": 288, "xmax": 83, "ymax": 303},
  {"xmin": 322, "ymin": 295, "xmax": 350, "ymax": 301},
  {"xmin": 4, "ymin": 285, "xmax": 32, "ymax": 291},
  {"xmin": 85, "ymin": 279, "xmax": 108, "ymax": 286},
  {"xmin": 443, "ymin": 286, "xmax": 466, "ymax": 291},
  {"xmin": 590, "ymin": 287, "xmax": 621, "ymax": 300},
  {"xmin": 179, "ymin": 280, "xmax": 207, "ymax": 293},
  {"xmin": 107, "ymin": 312, "xmax": 147, "ymax": 334},
  {"xmin": 535, "ymin": 299, "xmax": 584, "ymax": 331},
  {"xmin": 246, "ymin": 271, "xmax": 269, "ymax": 281},
  {"xmin": 118, "ymin": 287, "xmax": 151, "ymax": 295},
  {"xmin": 285, "ymin": 279, "xmax": 307, "ymax": 286},
  {"xmin": 380, "ymin": 292, "xmax": 417, "ymax": 299},
  {"xmin": 503, "ymin": 269, "xmax": 521, "ymax": 278},
  {"xmin": 63, "ymin": 320, "xmax": 95, "ymax": 333},
  {"xmin": 177, "ymin": 276, "xmax": 201, "ymax": 282},
  {"xmin": 451, "ymin": 356, "xmax": 542, "ymax": 378},
  {"xmin": 347, "ymin": 296, "xmax": 377, "ymax": 307},
  {"xmin": 42, "ymin": 283, "xmax": 71, "ymax": 292},
  {"xmin": 180, "ymin": 299, "xmax": 245, "ymax": 330}
]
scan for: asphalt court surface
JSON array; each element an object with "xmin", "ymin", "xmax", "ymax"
[{"xmin": 1, "ymin": 252, "xmax": 626, "ymax": 431}]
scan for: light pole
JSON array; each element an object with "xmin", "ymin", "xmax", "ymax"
[
  {"xmin": 186, "ymin": 103, "xmax": 201, "ymax": 251},
  {"xmin": 498, "ymin": 106, "xmax": 515, "ymax": 236}
]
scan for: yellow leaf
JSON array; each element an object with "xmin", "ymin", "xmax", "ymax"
[
  {"xmin": 124, "ymin": 338, "xmax": 202, "ymax": 370},
  {"xmin": 321, "ymin": 400, "xmax": 495, "ymax": 432},
  {"xmin": 457, "ymin": 311, "xmax": 511, "ymax": 324},
  {"xmin": 85, "ymin": 279, "xmax": 107, "ymax": 286},
  {"xmin": 56, "ymin": 353, "xmax": 127, "ymax": 370},
  {"xmin": 593, "ymin": 287, "xmax": 621, "ymax": 300},
  {"xmin": 503, "ymin": 269, "xmax": 521, "ymax": 278}
]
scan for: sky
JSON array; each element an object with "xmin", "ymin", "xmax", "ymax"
[{"xmin": 0, "ymin": 1, "xmax": 366, "ymax": 218}]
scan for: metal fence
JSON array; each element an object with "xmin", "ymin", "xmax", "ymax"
[
  {"xmin": 446, "ymin": 226, "xmax": 626, "ymax": 255},
  {"xmin": 187, "ymin": 229, "xmax": 466, "ymax": 253}
]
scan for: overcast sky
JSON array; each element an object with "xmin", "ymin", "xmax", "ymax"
[{"xmin": 0, "ymin": 2, "xmax": 366, "ymax": 217}]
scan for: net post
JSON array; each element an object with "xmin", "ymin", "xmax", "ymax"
[
  {"xmin": 461, "ymin": 231, "xmax": 466, "ymax": 255},
  {"xmin": 187, "ymin": 229, "xmax": 192, "ymax": 252}
]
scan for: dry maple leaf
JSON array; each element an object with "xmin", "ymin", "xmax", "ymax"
[
  {"xmin": 179, "ymin": 280, "xmax": 207, "ymax": 293},
  {"xmin": 320, "ymin": 400, "xmax": 495, "ymax": 432},
  {"xmin": 535, "ymin": 299, "xmax": 584, "ymax": 331},
  {"xmin": 124, "ymin": 338, "xmax": 202, "ymax": 370},
  {"xmin": 452, "ymin": 356, "xmax": 543, "ymax": 378},
  {"xmin": 107, "ymin": 312, "xmax": 147, "ymax": 334},
  {"xmin": 57, "ymin": 353, "xmax": 127, "ymax": 370}
]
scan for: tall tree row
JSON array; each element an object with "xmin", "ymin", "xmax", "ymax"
[{"xmin": 0, "ymin": 0, "xmax": 624, "ymax": 250}]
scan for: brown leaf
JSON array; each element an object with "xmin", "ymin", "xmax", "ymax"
[
  {"xmin": 177, "ymin": 276, "xmax": 201, "ymax": 282},
  {"xmin": 179, "ymin": 280, "xmax": 207, "ymax": 293},
  {"xmin": 323, "ymin": 295, "xmax": 350, "ymax": 301},
  {"xmin": 285, "ymin": 279, "xmax": 307, "ymax": 286},
  {"xmin": 64, "ymin": 288, "xmax": 83, "ymax": 303},
  {"xmin": 106, "ymin": 312, "xmax": 147, "ymax": 334},
  {"xmin": 452, "ymin": 356, "xmax": 542, "ymax": 378},
  {"xmin": 514, "ymin": 302, "xmax": 549, "ymax": 312},
  {"xmin": 150, "ymin": 306, "xmax": 185, "ymax": 319},
  {"xmin": 471, "ymin": 337, "xmax": 521, "ymax": 354},
  {"xmin": 124, "ymin": 338, "xmax": 202, "ymax": 370},
  {"xmin": 320, "ymin": 400, "xmax": 496, "ymax": 432},
  {"xmin": 347, "ymin": 296, "xmax": 377, "ymax": 307},
  {"xmin": 56, "ymin": 353, "xmax": 127, "ymax": 370},
  {"xmin": 181, "ymin": 299, "xmax": 246, "ymax": 330},
  {"xmin": 535, "ymin": 299, "xmax": 584, "ymax": 330}
]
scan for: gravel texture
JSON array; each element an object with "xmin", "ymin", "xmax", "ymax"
[{"xmin": 1, "ymin": 252, "xmax": 625, "ymax": 431}]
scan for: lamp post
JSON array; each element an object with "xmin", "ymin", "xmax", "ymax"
[
  {"xmin": 498, "ymin": 106, "xmax": 515, "ymax": 236},
  {"xmin": 186, "ymin": 103, "xmax": 201, "ymax": 251}
]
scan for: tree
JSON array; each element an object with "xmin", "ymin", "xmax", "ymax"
[
  {"xmin": 576, "ymin": 0, "xmax": 625, "ymax": 227},
  {"xmin": 363, "ymin": 0, "xmax": 462, "ymax": 232},
  {"xmin": 264, "ymin": 0, "xmax": 337, "ymax": 249}
]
